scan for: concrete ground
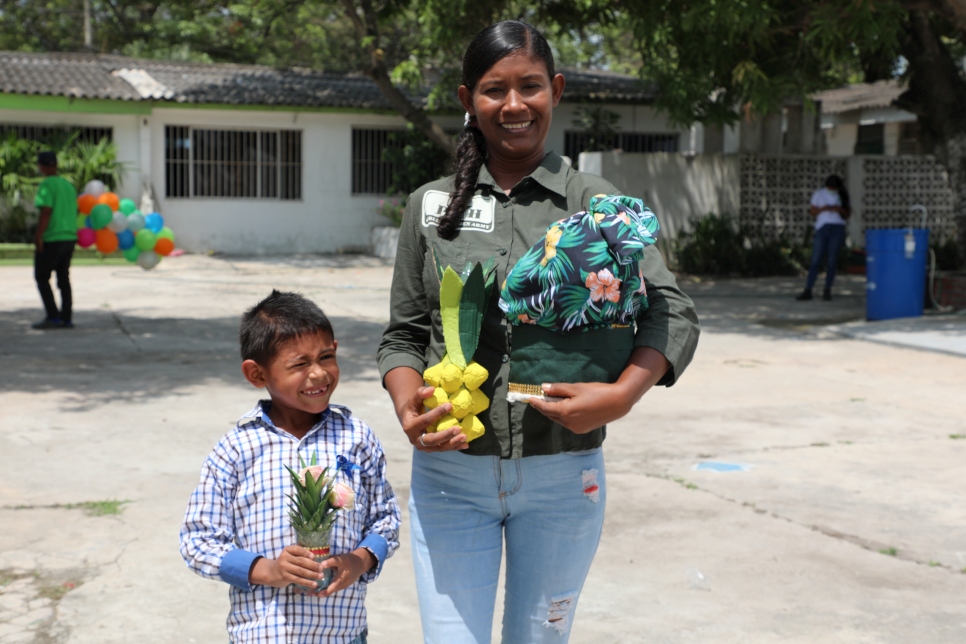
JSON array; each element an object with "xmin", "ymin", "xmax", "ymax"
[{"xmin": 1, "ymin": 256, "xmax": 964, "ymax": 644}]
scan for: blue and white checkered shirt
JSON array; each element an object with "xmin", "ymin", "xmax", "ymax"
[{"xmin": 180, "ymin": 401, "xmax": 401, "ymax": 643}]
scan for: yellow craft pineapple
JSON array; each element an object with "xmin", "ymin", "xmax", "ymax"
[
  {"xmin": 423, "ymin": 387, "xmax": 449, "ymax": 410},
  {"xmin": 449, "ymin": 389, "xmax": 474, "ymax": 420},
  {"xmin": 462, "ymin": 361, "xmax": 488, "ymax": 391},
  {"xmin": 460, "ymin": 415, "xmax": 485, "ymax": 442}
]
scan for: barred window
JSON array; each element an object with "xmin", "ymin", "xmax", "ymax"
[
  {"xmin": 164, "ymin": 126, "xmax": 301, "ymax": 199},
  {"xmin": 564, "ymin": 131, "xmax": 679, "ymax": 160},
  {"xmin": 0, "ymin": 123, "xmax": 112, "ymax": 145},
  {"xmin": 352, "ymin": 127, "xmax": 452, "ymax": 195}
]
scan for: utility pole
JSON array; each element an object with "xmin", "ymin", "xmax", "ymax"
[{"xmin": 83, "ymin": 0, "xmax": 92, "ymax": 49}]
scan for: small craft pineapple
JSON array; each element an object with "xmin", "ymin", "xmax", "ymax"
[{"xmin": 422, "ymin": 257, "xmax": 496, "ymax": 443}]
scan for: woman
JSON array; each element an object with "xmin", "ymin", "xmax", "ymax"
[
  {"xmin": 377, "ymin": 21, "xmax": 700, "ymax": 643},
  {"xmin": 796, "ymin": 174, "xmax": 851, "ymax": 301}
]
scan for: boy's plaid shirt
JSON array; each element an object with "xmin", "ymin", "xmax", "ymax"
[{"xmin": 180, "ymin": 401, "xmax": 401, "ymax": 643}]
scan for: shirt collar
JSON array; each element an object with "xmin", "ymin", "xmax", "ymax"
[
  {"xmin": 476, "ymin": 150, "xmax": 569, "ymax": 199},
  {"xmin": 237, "ymin": 399, "xmax": 332, "ymax": 438}
]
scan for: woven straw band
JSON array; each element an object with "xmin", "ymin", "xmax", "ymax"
[{"xmin": 508, "ymin": 383, "xmax": 544, "ymax": 396}]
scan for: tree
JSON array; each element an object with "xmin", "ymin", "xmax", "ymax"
[{"xmin": 616, "ymin": 0, "xmax": 966, "ymax": 248}]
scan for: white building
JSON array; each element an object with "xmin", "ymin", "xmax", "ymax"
[
  {"xmin": 814, "ymin": 80, "xmax": 920, "ymax": 156},
  {"xmin": 0, "ymin": 52, "xmax": 690, "ymax": 255}
]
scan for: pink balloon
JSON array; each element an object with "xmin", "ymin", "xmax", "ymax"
[{"xmin": 77, "ymin": 227, "xmax": 96, "ymax": 248}]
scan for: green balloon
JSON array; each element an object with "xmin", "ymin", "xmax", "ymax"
[
  {"xmin": 156, "ymin": 226, "xmax": 175, "ymax": 242},
  {"xmin": 123, "ymin": 246, "xmax": 141, "ymax": 262},
  {"xmin": 135, "ymin": 228, "xmax": 156, "ymax": 251},
  {"xmin": 75, "ymin": 214, "xmax": 87, "ymax": 229},
  {"xmin": 90, "ymin": 204, "xmax": 113, "ymax": 230},
  {"xmin": 119, "ymin": 198, "xmax": 137, "ymax": 215}
]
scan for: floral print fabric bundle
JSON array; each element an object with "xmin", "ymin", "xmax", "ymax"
[{"xmin": 499, "ymin": 194, "xmax": 660, "ymax": 333}]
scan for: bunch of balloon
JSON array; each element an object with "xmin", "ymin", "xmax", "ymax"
[{"xmin": 74, "ymin": 180, "xmax": 176, "ymax": 270}]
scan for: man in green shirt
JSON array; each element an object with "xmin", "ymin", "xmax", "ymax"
[{"xmin": 33, "ymin": 151, "xmax": 78, "ymax": 329}]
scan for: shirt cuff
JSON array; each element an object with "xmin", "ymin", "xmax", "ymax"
[
  {"xmin": 378, "ymin": 355, "xmax": 427, "ymax": 387},
  {"xmin": 219, "ymin": 549, "xmax": 261, "ymax": 591},
  {"xmin": 358, "ymin": 533, "xmax": 389, "ymax": 582}
]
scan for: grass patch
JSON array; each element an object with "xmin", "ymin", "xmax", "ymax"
[
  {"xmin": 879, "ymin": 547, "xmax": 898, "ymax": 556},
  {"xmin": 850, "ymin": 398, "xmax": 865, "ymax": 402},
  {"xmin": 8, "ymin": 499, "xmax": 130, "ymax": 516},
  {"xmin": 838, "ymin": 440, "xmax": 854, "ymax": 445},
  {"xmin": 36, "ymin": 578, "xmax": 81, "ymax": 601},
  {"xmin": 671, "ymin": 476, "xmax": 698, "ymax": 490},
  {"xmin": 949, "ymin": 434, "xmax": 965, "ymax": 440},
  {"xmin": 0, "ymin": 569, "xmax": 27, "ymax": 587},
  {"xmin": 928, "ymin": 561, "xmax": 942, "ymax": 567},
  {"xmin": 811, "ymin": 442, "xmax": 830, "ymax": 447}
]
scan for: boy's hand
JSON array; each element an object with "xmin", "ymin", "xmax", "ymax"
[
  {"xmin": 315, "ymin": 548, "xmax": 376, "ymax": 597},
  {"xmin": 249, "ymin": 545, "xmax": 326, "ymax": 589}
]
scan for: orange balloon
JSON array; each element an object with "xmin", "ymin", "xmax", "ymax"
[
  {"xmin": 154, "ymin": 238, "xmax": 175, "ymax": 256},
  {"xmin": 94, "ymin": 229, "xmax": 119, "ymax": 254},
  {"xmin": 97, "ymin": 192, "xmax": 120, "ymax": 212},
  {"xmin": 77, "ymin": 193, "xmax": 98, "ymax": 215}
]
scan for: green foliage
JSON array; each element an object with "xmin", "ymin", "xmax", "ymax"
[
  {"xmin": 377, "ymin": 198, "xmax": 406, "ymax": 227},
  {"xmin": 380, "ymin": 125, "xmax": 451, "ymax": 196},
  {"xmin": 0, "ymin": 133, "xmax": 126, "ymax": 243},
  {"xmin": 673, "ymin": 214, "xmax": 812, "ymax": 277},
  {"xmin": 572, "ymin": 106, "xmax": 621, "ymax": 152},
  {"xmin": 621, "ymin": 0, "xmax": 909, "ymax": 125}
]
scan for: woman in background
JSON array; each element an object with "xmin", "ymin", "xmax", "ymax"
[{"xmin": 797, "ymin": 174, "xmax": 851, "ymax": 301}]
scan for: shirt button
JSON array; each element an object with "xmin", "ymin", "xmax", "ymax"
[
  {"xmin": 498, "ymin": 247, "xmax": 507, "ymax": 255},
  {"xmin": 501, "ymin": 354, "xmax": 509, "ymax": 363}
]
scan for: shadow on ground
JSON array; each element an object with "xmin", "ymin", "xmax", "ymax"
[{"xmin": 0, "ymin": 309, "xmax": 386, "ymax": 408}]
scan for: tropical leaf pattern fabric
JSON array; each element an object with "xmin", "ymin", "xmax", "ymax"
[{"xmin": 499, "ymin": 194, "xmax": 659, "ymax": 333}]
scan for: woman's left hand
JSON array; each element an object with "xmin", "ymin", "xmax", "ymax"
[
  {"xmin": 527, "ymin": 382, "xmax": 632, "ymax": 434},
  {"xmin": 528, "ymin": 347, "xmax": 671, "ymax": 434}
]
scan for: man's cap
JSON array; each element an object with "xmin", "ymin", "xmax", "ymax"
[{"xmin": 37, "ymin": 151, "xmax": 57, "ymax": 167}]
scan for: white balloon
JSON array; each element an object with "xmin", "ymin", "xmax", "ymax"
[
  {"xmin": 107, "ymin": 211, "xmax": 128, "ymax": 233},
  {"xmin": 84, "ymin": 180, "xmax": 106, "ymax": 197},
  {"xmin": 137, "ymin": 251, "xmax": 161, "ymax": 270},
  {"xmin": 127, "ymin": 212, "xmax": 146, "ymax": 232}
]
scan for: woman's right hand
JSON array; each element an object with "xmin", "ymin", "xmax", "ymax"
[
  {"xmin": 385, "ymin": 367, "xmax": 469, "ymax": 452},
  {"xmin": 401, "ymin": 386, "xmax": 468, "ymax": 451}
]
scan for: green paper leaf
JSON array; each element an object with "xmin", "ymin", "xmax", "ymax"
[
  {"xmin": 460, "ymin": 261, "xmax": 474, "ymax": 283},
  {"xmin": 440, "ymin": 267, "xmax": 465, "ymax": 368},
  {"xmin": 458, "ymin": 263, "xmax": 486, "ymax": 363},
  {"xmin": 431, "ymin": 244, "xmax": 445, "ymax": 285}
]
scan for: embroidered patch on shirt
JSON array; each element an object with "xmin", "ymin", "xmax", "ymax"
[{"xmin": 422, "ymin": 190, "xmax": 496, "ymax": 233}]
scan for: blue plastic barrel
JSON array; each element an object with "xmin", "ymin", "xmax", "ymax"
[{"xmin": 865, "ymin": 228, "xmax": 929, "ymax": 321}]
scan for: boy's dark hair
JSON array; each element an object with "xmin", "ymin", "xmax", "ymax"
[
  {"xmin": 240, "ymin": 290, "xmax": 334, "ymax": 364},
  {"xmin": 37, "ymin": 151, "xmax": 57, "ymax": 167}
]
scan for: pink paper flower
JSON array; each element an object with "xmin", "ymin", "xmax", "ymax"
[
  {"xmin": 585, "ymin": 268, "xmax": 622, "ymax": 303},
  {"xmin": 329, "ymin": 482, "xmax": 355, "ymax": 510},
  {"xmin": 298, "ymin": 465, "xmax": 328, "ymax": 487}
]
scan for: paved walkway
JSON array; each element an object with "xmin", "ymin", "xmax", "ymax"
[{"xmin": 1, "ymin": 256, "xmax": 964, "ymax": 643}]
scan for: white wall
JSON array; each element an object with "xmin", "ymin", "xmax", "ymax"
[
  {"xmin": 824, "ymin": 123, "xmax": 858, "ymax": 157},
  {"xmin": 548, "ymin": 104, "xmax": 687, "ymax": 157},
  {"xmin": 579, "ymin": 151, "xmax": 741, "ymax": 241},
  {"xmin": 149, "ymin": 109, "xmax": 464, "ymax": 255},
  {"xmin": 0, "ymin": 109, "xmax": 142, "ymax": 200}
]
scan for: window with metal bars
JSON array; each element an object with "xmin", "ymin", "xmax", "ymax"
[
  {"xmin": 351, "ymin": 128, "xmax": 452, "ymax": 195},
  {"xmin": 564, "ymin": 131, "xmax": 679, "ymax": 160},
  {"xmin": 164, "ymin": 126, "xmax": 302, "ymax": 199},
  {"xmin": 0, "ymin": 123, "xmax": 112, "ymax": 146}
]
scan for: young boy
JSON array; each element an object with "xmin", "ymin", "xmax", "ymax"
[{"xmin": 180, "ymin": 290, "xmax": 401, "ymax": 644}]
